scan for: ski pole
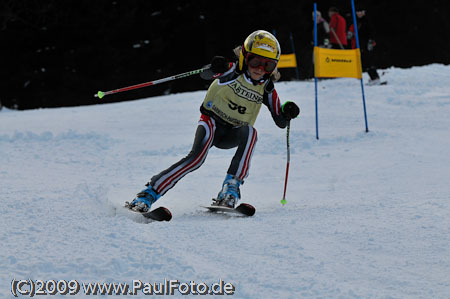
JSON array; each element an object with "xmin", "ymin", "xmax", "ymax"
[
  {"xmin": 280, "ymin": 121, "xmax": 291, "ymax": 205},
  {"xmin": 94, "ymin": 66, "xmax": 210, "ymax": 99},
  {"xmin": 330, "ymin": 27, "xmax": 345, "ymax": 49}
]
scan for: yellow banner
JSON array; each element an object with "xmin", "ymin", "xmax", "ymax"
[
  {"xmin": 314, "ymin": 47, "xmax": 362, "ymax": 79},
  {"xmin": 277, "ymin": 53, "xmax": 297, "ymax": 68}
]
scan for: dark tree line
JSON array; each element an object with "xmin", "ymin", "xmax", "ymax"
[{"xmin": 1, "ymin": 0, "xmax": 449, "ymax": 110}]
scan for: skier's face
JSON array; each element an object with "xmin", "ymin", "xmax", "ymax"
[
  {"xmin": 246, "ymin": 54, "xmax": 277, "ymax": 80},
  {"xmin": 248, "ymin": 65, "xmax": 265, "ymax": 81},
  {"xmin": 312, "ymin": 12, "xmax": 322, "ymax": 23}
]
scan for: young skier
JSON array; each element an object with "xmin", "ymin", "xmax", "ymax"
[{"xmin": 127, "ymin": 30, "xmax": 300, "ymax": 212}]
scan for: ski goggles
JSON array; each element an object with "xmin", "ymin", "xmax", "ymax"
[{"xmin": 246, "ymin": 54, "xmax": 278, "ymax": 73}]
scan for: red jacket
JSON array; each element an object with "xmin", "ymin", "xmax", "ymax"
[
  {"xmin": 348, "ymin": 24, "xmax": 356, "ymax": 49},
  {"xmin": 329, "ymin": 12, "xmax": 347, "ymax": 46}
]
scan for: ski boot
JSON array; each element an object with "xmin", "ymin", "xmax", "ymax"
[
  {"xmin": 126, "ymin": 184, "xmax": 161, "ymax": 213},
  {"xmin": 367, "ymin": 78, "xmax": 381, "ymax": 86},
  {"xmin": 213, "ymin": 174, "xmax": 243, "ymax": 208}
]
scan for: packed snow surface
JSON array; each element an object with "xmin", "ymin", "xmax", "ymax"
[{"xmin": 1, "ymin": 64, "xmax": 450, "ymax": 298}]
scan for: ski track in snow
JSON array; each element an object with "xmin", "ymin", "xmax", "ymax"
[{"xmin": 1, "ymin": 64, "xmax": 450, "ymax": 298}]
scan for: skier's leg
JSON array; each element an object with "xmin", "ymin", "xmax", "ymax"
[
  {"xmin": 213, "ymin": 125, "xmax": 257, "ymax": 207},
  {"xmin": 368, "ymin": 68, "xmax": 380, "ymax": 81},
  {"xmin": 227, "ymin": 125, "xmax": 258, "ymax": 181},
  {"xmin": 129, "ymin": 115, "xmax": 216, "ymax": 211},
  {"xmin": 366, "ymin": 51, "xmax": 380, "ymax": 83},
  {"xmin": 151, "ymin": 114, "xmax": 216, "ymax": 196}
]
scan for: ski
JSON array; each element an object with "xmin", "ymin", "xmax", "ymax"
[
  {"xmin": 124, "ymin": 204, "xmax": 172, "ymax": 222},
  {"xmin": 203, "ymin": 203, "xmax": 256, "ymax": 217}
]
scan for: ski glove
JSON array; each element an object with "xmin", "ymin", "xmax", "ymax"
[
  {"xmin": 281, "ymin": 101, "xmax": 300, "ymax": 120},
  {"xmin": 367, "ymin": 40, "xmax": 376, "ymax": 51},
  {"xmin": 347, "ymin": 31, "xmax": 354, "ymax": 40},
  {"xmin": 210, "ymin": 56, "xmax": 230, "ymax": 74}
]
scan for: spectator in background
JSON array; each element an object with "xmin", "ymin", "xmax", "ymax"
[
  {"xmin": 308, "ymin": 10, "xmax": 331, "ymax": 78},
  {"xmin": 348, "ymin": 7, "xmax": 381, "ymax": 85},
  {"xmin": 328, "ymin": 7, "xmax": 347, "ymax": 49},
  {"xmin": 312, "ymin": 11, "xmax": 331, "ymax": 48},
  {"xmin": 308, "ymin": 10, "xmax": 331, "ymax": 77}
]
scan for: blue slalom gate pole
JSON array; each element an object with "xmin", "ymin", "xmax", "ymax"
[
  {"xmin": 314, "ymin": 3, "xmax": 319, "ymax": 139},
  {"xmin": 351, "ymin": 0, "xmax": 369, "ymax": 132}
]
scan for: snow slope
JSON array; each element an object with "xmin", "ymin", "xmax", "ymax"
[{"xmin": 1, "ymin": 64, "xmax": 450, "ymax": 298}]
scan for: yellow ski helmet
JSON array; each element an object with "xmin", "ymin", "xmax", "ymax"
[{"xmin": 239, "ymin": 30, "xmax": 281, "ymax": 72}]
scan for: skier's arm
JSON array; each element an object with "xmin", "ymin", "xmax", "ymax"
[
  {"xmin": 322, "ymin": 19, "xmax": 330, "ymax": 33},
  {"xmin": 365, "ymin": 17, "xmax": 377, "ymax": 51},
  {"xmin": 329, "ymin": 15, "xmax": 337, "ymax": 31},
  {"xmin": 263, "ymin": 82, "xmax": 288, "ymax": 128},
  {"xmin": 200, "ymin": 56, "xmax": 235, "ymax": 80}
]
